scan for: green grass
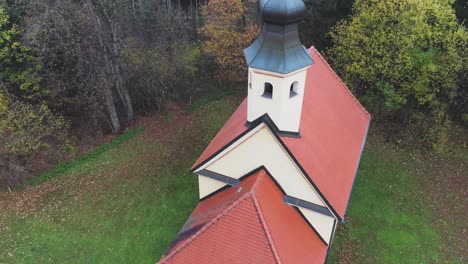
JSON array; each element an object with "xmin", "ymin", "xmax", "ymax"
[
  {"xmin": 184, "ymin": 84, "xmax": 241, "ymax": 112},
  {"xmin": 2, "ymin": 168, "xmax": 197, "ymax": 263},
  {"xmin": 0, "ymin": 97, "xmax": 238, "ymax": 264},
  {"xmin": 29, "ymin": 127, "xmax": 145, "ymax": 186},
  {"xmin": 0, "ymin": 95, "xmax": 464, "ymax": 263},
  {"xmin": 328, "ymin": 141, "xmax": 444, "ymax": 263}
]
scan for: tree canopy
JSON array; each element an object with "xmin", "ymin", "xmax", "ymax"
[
  {"xmin": 198, "ymin": 0, "xmax": 258, "ymax": 80},
  {"xmin": 328, "ymin": 0, "xmax": 468, "ymax": 150},
  {"xmin": 0, "ymin": 6, "xmax": 41, "ymax": 99},
  {"xmin": 0, "ymin": 5, "xmax": 69, "ymax": 187}
]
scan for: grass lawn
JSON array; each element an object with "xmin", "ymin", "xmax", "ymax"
[
  {"xmin": 0, "ymin": 95, "xmax": 466, "ymax": 263},
  {"xmin": 329, "ymin": 138, "xmax": 466, "ymax": 263}
]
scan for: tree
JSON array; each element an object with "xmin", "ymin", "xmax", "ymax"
[
  {"xmin": 198, "ymin": 0, "xmax": 258, "ymax": 81},
  {"xmin": 22, "ymin": 0, "xmax": 199, "ymax": 133},
  {"xmin": 328, "ymin": 0, "xmax": 468, "ymax": 150},
  {"xmin": 0, "ymin": 5, "xmax": 70, "ymax": 189},
  {"xmin": 0, "ymin": 5, "xmax": 41, "ymax": 100},
  {"xmin": 299, "ymin": 0, "xmax": 354, "ymax": 49}
]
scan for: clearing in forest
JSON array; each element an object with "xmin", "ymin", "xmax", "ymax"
[{"xmin": 0, "ymin": 96, "xmax": 466, "ymax": 263}]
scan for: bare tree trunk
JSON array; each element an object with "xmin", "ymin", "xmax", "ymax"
[
  {"xmin": 104, "ymin": 85, "xmax": 121, "ymax": 132},
  {"xmin": 167, "ymin": 0, "xmax": 172, "ymax": 16},
  {"xmin": 83, "ymin": 0, "xmax": 122, "ymax": 132},
  {"xmin": 195, "ymin": 0, "xmax": 198, "ymax": 29},
  {"xmin": 98, "ymin": 4, "xmax": 135, "ymax": 122}
]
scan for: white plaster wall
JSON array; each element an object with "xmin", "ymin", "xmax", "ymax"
[
  {"xmin": 198, "ymin": 175, "xmax": 227, "ymax": 199},
  {"xmin": 247, "ymin": 67, "xmax": 308, "ymax": 132},
  {"xmin": 299, "ymin": 208, "xmax": 336, "ymax": 244},
  {"xmin": 203, "ymin": 127, "xmax": 326, "ymax": 206}
]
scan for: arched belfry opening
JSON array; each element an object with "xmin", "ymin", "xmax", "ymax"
[
  {"xmin": 263, "ymin": 82, "xmax": 273, "ymax": 98},
  {"xmin": 290, "ymin": 81, "xmax": 299, "ymax": 98},
  {"xmin": 244, "ymin": 0, "xmax": 314, "ymax": 133}
]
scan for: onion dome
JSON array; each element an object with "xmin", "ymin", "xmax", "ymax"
[
  {"xmin": 244, "ymin": 0, "xmax": 313, "ymax": 74},
  {"xmin": 261, "ymin": 0, "xmax": 306, "ymax": 25}
]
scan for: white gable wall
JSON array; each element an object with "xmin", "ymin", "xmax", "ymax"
[
  {"xmin": 198, "ymin": 175, "xmax": 227, "ymax": 198},
  {"xmin": 203, "ymin": 127, "xmax": 325, "ymax": 206},
  {"xmin": 299, "ymin": 208, "xmax": 335, "ymax": 244},
  {"xmin": 195, "ymin": 125, "xmax": 337, "ymax": 244}
]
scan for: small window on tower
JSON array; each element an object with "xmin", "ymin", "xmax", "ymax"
[
  {"xmin": 290, "ymin": 81, "xmax": 299, "ymax": 98},
  {"xmin": 263, "ymin": 82, "xmax": 273, "ymax": 98}
]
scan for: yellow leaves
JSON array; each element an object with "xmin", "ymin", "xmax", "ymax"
[
  {"xmin": 0, "ymin": 100, "xmax": 70, "ymax": 157},
  {"xmin": 0, "ymin": 7, "xmax": 42, "ymax": 97},
  {"xmin": 199, "ymin": 0, "xmax": 259, "ymax": 80},
  {"xmin": 201, "ymin": 0, "xmax": 245, "ymax": 28},
  {"xmin": 328, "ymin": 0, "xmax": 468, "ymax": 149},
  {"xmin": 0, "ymin": 89, "xmax": 7, "ymax": 114}
]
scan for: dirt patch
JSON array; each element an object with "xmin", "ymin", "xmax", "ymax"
[
  {"xmin": 0, "ymin": 181, "xmax": 62, "ymax": 219},
  {"xmin": 421, "ymin": 153, "xmax": 467, "ymax": 262},
  {"xmin": 335, "ymin": 240, "xmax": 361, "ymax": 264},
  {"xmin": 332, "ymin": 221, "xmax": 364, "ymax": 264}
]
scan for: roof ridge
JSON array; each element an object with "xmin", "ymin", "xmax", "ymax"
[
  {"xmin": 250, "ymin": 169, "xmax": 266, "ymax": 194},
  {"xmin": 158, "ymin": 192, "xmax": 253, "ymax": 263},
  {"xmin": 309, "ymin": 46, "xmax": 371, "ymax": 118},
  {"xmin": 252, "ymin": 194, "xmax": 282, "ymax": 264}
]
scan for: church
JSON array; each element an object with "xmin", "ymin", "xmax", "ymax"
[{"xmin": 158, "ymin": 0, "xmax": 370, "ymax": 263}]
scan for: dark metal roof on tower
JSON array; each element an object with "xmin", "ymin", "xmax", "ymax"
[
  {"xmin": 261, "ymin": 0, "xmax": 306, "ymax": 24},
  {"xmin": 244, "ymin": 0, "xmax": 313, "ymax": 74}
]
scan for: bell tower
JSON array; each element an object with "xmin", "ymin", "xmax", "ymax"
[{"xmin": 244, "ymin": 0, "xmax": 313, "ymax": 134}]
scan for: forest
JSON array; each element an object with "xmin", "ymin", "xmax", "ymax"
[
  {"xmin": 0, "ymin": 0, "xmax": 467, "ymax": 190},
  {"xmin": 0, "ymin": 0, "xmax": 467, "ymax": 263}
]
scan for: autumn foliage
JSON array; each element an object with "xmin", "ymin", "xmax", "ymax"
[
  {"xmin": 328, "ymin": 0, "xmax": 468, "ymax": 150},
  {"xmin": 199, "ymin": 0, "xmax": 259, "ymax": 81}
]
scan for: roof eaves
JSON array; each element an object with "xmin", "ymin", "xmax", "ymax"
[
  {"xmin": 197, "ymin": 169, "xmax": 240, "ymax": 187},
  {"xmin": 324, "ymin": 219, "xmax": 338, "ymax": 263},
  {"xmin": 341, "ymin": 117, "xmax": 371, "ymax": 223},
  {"xmin": 283, "ymin": 195, "xmax": 334, "ymax": 218}
]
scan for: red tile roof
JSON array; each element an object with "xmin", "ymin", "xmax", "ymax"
[
  {"xmin": 158, "ymin": 169, "xmax": 328, "ymax": 264},
  {"xmin": 191, "ymin": 47, "xmax": 370, "ymax": 220}
]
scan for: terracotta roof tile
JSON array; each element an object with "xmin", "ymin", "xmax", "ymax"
[
  {"xmin": 159, "ymin": 169, "xmax": 328, "ymax": 264},
  {"xmin": 282, "ymin": 47, "xmax": 370, "ymax": 218},
  {"xmin": 191, "ymin": 47, "xmax": 370, "ymax": 220},
  {"xmin": 253, "ymin": 170, "xmax": 328, "ymax": 263}
]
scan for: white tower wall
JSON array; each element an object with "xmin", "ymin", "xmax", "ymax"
[{"xmin": 247, "ymin": 67, "xmax": 308, "ymax": 133}]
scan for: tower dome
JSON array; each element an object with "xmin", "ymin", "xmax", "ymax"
[
  {"xmin": 261, "ymin": 0, "xmax": 306, "ymax": 25},
  {"xmin": 244, "ymin": 0, "xmax": 313, "ymax": 74}
]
